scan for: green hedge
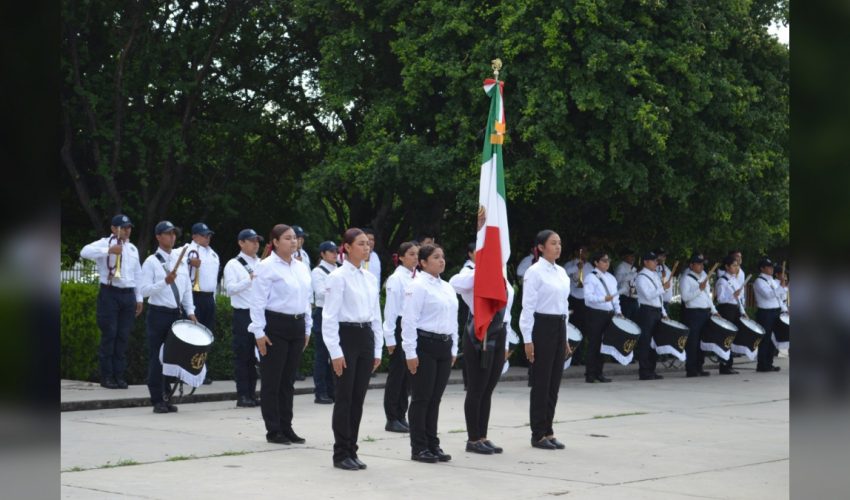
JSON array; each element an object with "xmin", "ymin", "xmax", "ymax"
[{"xmin": 60, "ymin": 283, "xmax": 394, "ymax": 384}]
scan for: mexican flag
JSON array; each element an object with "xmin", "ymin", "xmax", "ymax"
[{"xmin": 473, "ymin": 78, "xmax": 510, "ymax": 342}]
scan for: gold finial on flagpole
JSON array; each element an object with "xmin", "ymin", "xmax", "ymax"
[{"xmin": 491, "ymin": 59, "xmax": 502, "ymax": 81}]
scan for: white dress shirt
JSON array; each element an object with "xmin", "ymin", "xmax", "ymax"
[
  {"xmin": 321, "ymin": 260, "xmax": 383, "ymax": 360},
  {"xmin": 719, "ymin": 268, "xmax": 747, "ymax": 305},
  {"xmin": 635, "ymin": 268, "xmax": 667, "ymax": 316},
  {"xmin": 247, "ymin": 253, "xmax": 313, "ymax": 339},
  {"xmin": 382, "ymin": 265, "xmax": 417, "ymax": 347},
  {"xmin": 311, "ymin": 260, "xmax": 338, "ymax": 307},
  {"xmin": 776, "ymin": 280, "xmax": 788, "ymax": 307},
  {"xmin": 223, "ymin": 252, "xmax": 259, "ymax": 309},
  {"xmin": 401, "ymin": 272, "xmax": 459, "ymax": 360},
  {"xmin": 754, "ymin": 273, "xmax": 788, "ymax": 312},
  {"xmin": 563, "ymin": 259, "xmax": 592, "ymax": 299},
  {"xmin": 655, "ymin": 264, "xmax": 674, "ymax": 302},
  {"xmin": 294, "ymin": 248, "xmax": 311, "ymax": 269},
  {"xmin": 184, "ymin": 242, "xmax": 220, "ymax": 293},
  {"xmin": 584, "ymin": 269, "xmax": 622, "ymax": 314},
  {"xmin": 362, "ymin": 251, "xmax": 382, "ymax": 284},
  {"xmin": 680, "ymin": 270, "xmax": 718, "ymax": 313},
  {"xmin": 448, "ymin": 263, "xmax": 514, "ymax": 350},
  {"xmin": 715, "ymin": 274, "xmax": 746, "ymax": 315},
  {"xmin": 614, "ymin": 261, "xmax": 637, "ymax": 298},
  {"xmin": 520, "ymin": 259, "xmax": 570, "ymax": 343},
  {"xmin": 80, "ymin": 236, "xmax": 143, "ymax": 302},
  {"xmin": 140, "ymin": 247, "xmax": 195, "ymax": 315},
  {"xmin": 516, "ymin": 253, "xmax": 534, "ymax": 282}
]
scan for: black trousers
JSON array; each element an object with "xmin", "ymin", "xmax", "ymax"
[
  {"xmin": 568, "ymin": 295, "xmax": 586, "ymax": 363},
  {"xmin": 635, "ymin": 305, "xmax": 661, "ymax": 377},
  {"xmin": 529, "ymin": 313, "xmax": 567, "ymax": 442},
  {"xmin": 383, "ymin": 317, "xmax": 409, "ymax": 422},
  {"xmin": 146, "ymin": 306, "xmax": 181, "ymax": 404},
  {"xmin": 311, "ymin": 307, "xmax": 335, "ymax": 399},
  {"xmin": 682, "ymin": 308, "xmax": 710, "ymax": 374},
  {"xmin": 463, "ymin": 324, "xmax": 506, "ymax": 442},
  {"xmin": 96, "ymin": 285, "xmax": 136, "ymax": 381},
  {"xmin": 259, "ymin": 311, "xmax": 305, "ymax": 436},
  {"xmin": 332, "ymin": 325, "xmax": 375, "ymax": 462},
  {"xmin": 193, "ymin": 291, "xmax": 216, "ymax": 374},
  {"xmin": 756, "ymin": 308, "xmax": 781, "ymax": 369},
  {"xmin": 717, "ymin": 304, "xmax": 741, "ymax": 370},
  {"xmin": 620, "ymin": 296, "xmax": 639, "ymax": 321},
  {"xmin": 409, "ymin": 334, "xmax": 453, "ymax": 453},
  {"xmin": 231, "ymin": 308, "xmax": 257, "ymax": 398},
  {"xmin": 584, "ymin": 308, "xmax": 612, "ymax": 378}
]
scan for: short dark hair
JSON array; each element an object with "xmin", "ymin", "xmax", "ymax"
[
  {"xmin": 722, "ymin": 255, "xmax": 737, "ymax": 268},
  {"xmin": 535, "ymin": 230, "xmax": 557, "ymax": 248},
  {"xmin": 590, "ymin": 251, "xmax": 609, "ymax": 266},
  {"xmin": 362, "ymin": 228, "xmax": 375, "ymax": 236},
  {"xmin": 466, "ymin": 242, "xmax": 476, "ymax": 255},
  {"xmin": 418, "ymin": 244, "xmax": 443, "ymax": 264},
  {"xmin": 398, "ymin": 241, "xmax": 418, "ymax": 256}
]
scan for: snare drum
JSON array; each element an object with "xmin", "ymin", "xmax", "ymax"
[
  {"xmin": 772, "ymin": 313, "xmax": 790, "ymax": 350},
  {"xmin": 564, "ymin": 323, "xmax": 584, "ymax": 370},
  {"xmin": 652, "ymin": 318, "xmax": 689, "ymax": 361},
  {"xmin": 600, "ymin": 316, "xmax": 641, "ymax": 366},
  {"xmin": 731, "ymin": 317, "xmax": 765, "ymax": 360},
  {"xmin": 700, "ymin": 316, "xmax": 738, "ymax": 361},
  {"xmin": 160, "ymin": 320, "xmax": 214, "ymax": 387}
]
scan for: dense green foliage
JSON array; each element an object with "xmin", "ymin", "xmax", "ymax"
[{"xmin": 62, "ymin": 0, "xmax": 788, "ymax": 277}]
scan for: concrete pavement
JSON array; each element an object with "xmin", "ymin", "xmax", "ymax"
[{"xmin": 61, "ymin": 357, "xmax": 788, "ymax": 499}]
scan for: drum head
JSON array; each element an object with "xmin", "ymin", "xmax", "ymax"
[
  {"xmin": 567, "ymin": 323, "xmax": 583, "ymax": 342},
  {"xmin": 740, "ymin": 317, "xmax": 765, "ymax": 335},
  {"xmin": 710, "ymin": 316, "xmax": 738, "ymax": 332},
  {"xmin": 171, "ymin": 320, "xmax": 214, "ymax": 346},
  {"xmin": 780, "ymin": 313, "xmax": 790, "ymax": 326},
  {"xmin": 611, "ymin": 316, "xmax": 641, "ymax": 336},
  {"xmin": 661, "ymin": 318, "xmax": 688, "ymax": 331}
]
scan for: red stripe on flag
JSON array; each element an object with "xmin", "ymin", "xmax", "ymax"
[{"xmin": 473, "ymin": 226, "xmax": 508, "ymax": 341}]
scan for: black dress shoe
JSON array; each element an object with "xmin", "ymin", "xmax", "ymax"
[
  {"xmin": 756, "ymin": 366, "xmax": 781, "ymax": 372},
  {"xmin": 162, "ymin": 402, "xmax": 178, "ymax": 412},
  {"xmin": 266, "ymin": 433, "xmax": 292, "ymax": 445},
  {"xmin": 686, "ymin": 372, "xmax": 699, "ymax": 378},
  {"xmin": 699, "ymin": 371, "xmax": 710, "ymax": 376},
  {"xmin": 639, "ymin": 374, "xmax": 658, "ymax": 380},
  {"xmin": 531, "ymin": 438, "xmax": 557, "ymax": 450},
  {"xmin": 284, "ymin": 430, "xmax": 306, "ymax": 444},
  {"xmin": 203, "ymin": 377, "xmax": 213, "ymax": 385},
  {"xmin": 653, "ymin": 374, "xmax": 664, "ymax": 380},
  {"xmin": 153, "ymin": 402, "xmax": 170, "ymax": 414},
  {"xmin": 547, "ymin": 437, "xmax": 566, "ymax": 449},
  {"xmin": 115, "ymin": 379, "xmax": 129, "ymax": 389},
  {"xmin": 333, "ymin": 458, "xmax": 360, "ymax": 470},
  {"xmin": 237, "ymin": 396, "xmax": 257, "ymax": 408},
  {"xmin": 314, "ymin": 395, "xmax": 334, "ymax": 404},
  {"xmin": 466, "ymin": 441, "xmax": 495, "ymax": 454},
  {"xmin": 100, "ymin": 378, "xmax": 119, "ymax": 389},
  {"xmin": 482, "ymin": 440, "xmax": 503, "ymax": 454},
  {"xmin": 385, "ymin": 420, "xmax": 409, "ymax": 433},
  {"xmin": 399, "ymin": 418, "xmax": 410, "ymax": 428},
  {"xmin": 430, "ymin": 448, "xmax": 451, "ymax": 462},
  {"xmin": 352, "ymin": 457, "xmax": 367, "ymax": 469},
  {"xmin": 585, "ymin": 377, "xmax": 597, "ymax": 383},
  {"xmin": 295, "ymin": 372, "xmax": 306, "ymax": 381},
  {"xmin": 719, "ymin": 368, "xmax": 739, "ymax": 375},
  {"xmin": 596, "ymin": 375, "xmax": 612, "ymax": 383},
  {"xmin": 411, "ymin": 450, "xmax": 439, "ymax": 463}
]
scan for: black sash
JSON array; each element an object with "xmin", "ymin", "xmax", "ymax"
[
  {"xmin": 155, "ymin": 253, "xmax": 183, "ymax": 315},
  {"xmin": 236, "ymin": 256, "xmax": 254, "ymax": 274}
]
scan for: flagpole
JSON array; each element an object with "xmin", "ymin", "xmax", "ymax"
[{"xmin": 481, "ymin": 59, "xmax": 502, "ymax": 357}]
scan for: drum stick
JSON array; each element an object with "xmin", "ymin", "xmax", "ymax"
[
  {"xmin": 736, "ymin": 274, "xmax": 754, "ymax": 293},
  {"xmin": 664, "ymin": 261, "xmax": 680, "ymax": 285},
  {"xmin": 703, "ymin": 262, "xmax": 720, "ymax": 284},
  {"xmin": 171, "ymin": 243, "xmax": 191, "ymax": 274}
]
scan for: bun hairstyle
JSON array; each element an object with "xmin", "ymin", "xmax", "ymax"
[
  {"xmin": 341, "ymin": 228, "xmax": 365, "ymax": 254},
  {"xmin": 418, "ymin": 244, "xmax": 442, "ymax": 265},
  {"xmin": 533, "ymin": 230, "xmax": 556, "ymax": 262},
  {"xmin": 269, "ymin": 224, "xmax": 293, "ymax": 252},
  {"xmin": 590, "ymin": 251, "xmax": 608, "ymax": 267}
]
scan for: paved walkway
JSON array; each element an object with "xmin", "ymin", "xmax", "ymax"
[{"xmin": 61, "ymin": 357, "xmax": 788, "ymax": 499}]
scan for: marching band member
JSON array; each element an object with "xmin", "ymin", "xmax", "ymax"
[
  {"xmin": 521, "ymin": 230, "xmax": 571, "ymax": 450},
  {"xmin": 583, "ymin": 251, "xmax": 621, "ymax": 384},
  {"xmin": 249, "ymin": 224, "xmax": 313, "ymax": 445},
  {"xmin": 654, "ymin": 248, "xmax": 674, "ymax": 313},
  {"xmin": 402, "ymin": 244, "xmax": 458, "ymax": 464},
  {"xmin": 139, "ymin": 221, "xmax": 196, "ymax": 414},
  {"xmin": 715, "ymin": 255, "xmax": 747, "ymax": 375},
  {"xmin": 311, "ymin": 241, "xmax": 340, "ymax": 405},
  {"xmin": 223, "ymin": 228, "xmax": 263, "ymax": 407},
  {"xmin": 635, "ymin": 251, "xmax": 669, "ymax": 381},
  {"xmin": 680, "ymin": 254, "xmax": 718, "ymax": 377},
  {"xmin": 754, "ymin": 257, "xmax": 787, "ymax": 372},
  {"xmin": 186, "ymin": 222, "xmax": 220, "ymax": 384},
  {"xmin": 79, "ymin": 214, "xmax": 143, "ymax": 390},
  {"xmin": 382, "ymin": 241, "xmax": 419, "ymax": 432},
  {"xmin": 614, "ymin": 249, "xmax": 639, "ymax": 320},
  {"xmin": 322, "ymin": 228, "xmax": 383, "ymax": 471}
]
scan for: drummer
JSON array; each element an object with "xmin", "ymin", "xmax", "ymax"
[
  {"xmin": 139, "ymin": 221, "xmax": 196, "ymax": 414},
  {"xmin": 715, "ymin": 255, "xmax": 747, "ymax": 375},
  {"xmin": 583, "ymin": 251, "xmax": 621, "ymax": 383},
  {"xmin": 680, "ymin": 253, "xmax": 718, "ymax": 377},
  {"xmin": 634, "ymin": 251, "xmax": 670, "ymax": 381},
  {"xmin": 753, "ymin": 258, "xmax": 787, "ymax": 372}
]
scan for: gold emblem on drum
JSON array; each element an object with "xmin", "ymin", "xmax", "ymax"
[
  {"xmin": 191, "ymin": 352, "xmax": 208, "ymax": 370},
  {"xmin": 677, "ymin": 336, "xmax": 688, "ymax": 350},
  {"xmin": 723, "ymin": 336, "xmax": 734, "ymax": 349},
  {"xmin": 623, "ymin": 339, "xmax": 637, "ymax": 354},
  {"xmin": 753, "ymin": 338, "xmax": 762, "ymax": 349}
]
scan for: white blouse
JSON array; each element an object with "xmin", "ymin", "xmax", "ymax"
[
  {"xmin": 401, "ymin": 272, "xmax": 459, "ymax": 360},
  {"xmin": 247, "ymin": 252, "xmax": 313, "ymax": 339},
  {"xmin": 382, "ymin": 265, "xmax": 417, "ymax": 347},
  {"xmin": 519, "ymin": 259, "xmax": 570, "ymax": 344},
  {"xmin": 321, "ymin": 260, "xmax": 383, "ymax": 360}
]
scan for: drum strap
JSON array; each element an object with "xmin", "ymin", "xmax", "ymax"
[
  {"xmin": 155, "ymin": 253, "xmax": 184, "ymax": 315},
  {"xmin": 638, "ymin": 272, "xmax": 663, "ymax": 307},
  {"xmin": 759, "ymin": 276, "xmax": 783, "ymax": 308},
  {"xmin": 318, "ymin": 265, "xmax": 332, "ymax": 275},
  {"xmin": 237, "ymin": 256, "xmax": 254, "ymax": 274},
  {"xmin": 592, "ymin": 271, "xmax": 613, "ymax": 296}
]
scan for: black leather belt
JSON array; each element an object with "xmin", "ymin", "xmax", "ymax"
[
  {"xmin": 686, "ymin": 307, "xmax": 711, "ymax": 312},
  {"xmin": 193, "ymin": 291, "xmax": 214, "ymax": 296},
  {"xmin": 340, "ymin": 321, "xmax": 371, "ymax": 329},
  {"xmin": 100, "ymin": 283, "xmax": 135, "ymax": 293},
  {"xmin": 149, "ymin": 304, "xmax": 179, "ymax": 313},
  {"xmin": 759, "ymin": 307, "xmax": 781, "ymax": 312},
  {"xmin": 232, "ymin": 307, "xmax": 249, "ymax": 312},
  {"xmin": 534, "ymin": 312, "xmax": 566, "ymax": 320},
  {"xmin": 641, "ymin": 305, "xmax": 661, "ymax": 311},
  {"xmin": 267, "ymin": 310, "xmax": 305, "ymax": 320},
  {"xmin": 417, "ymin": 329, "xmax": 451, "ymax": 342}
]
